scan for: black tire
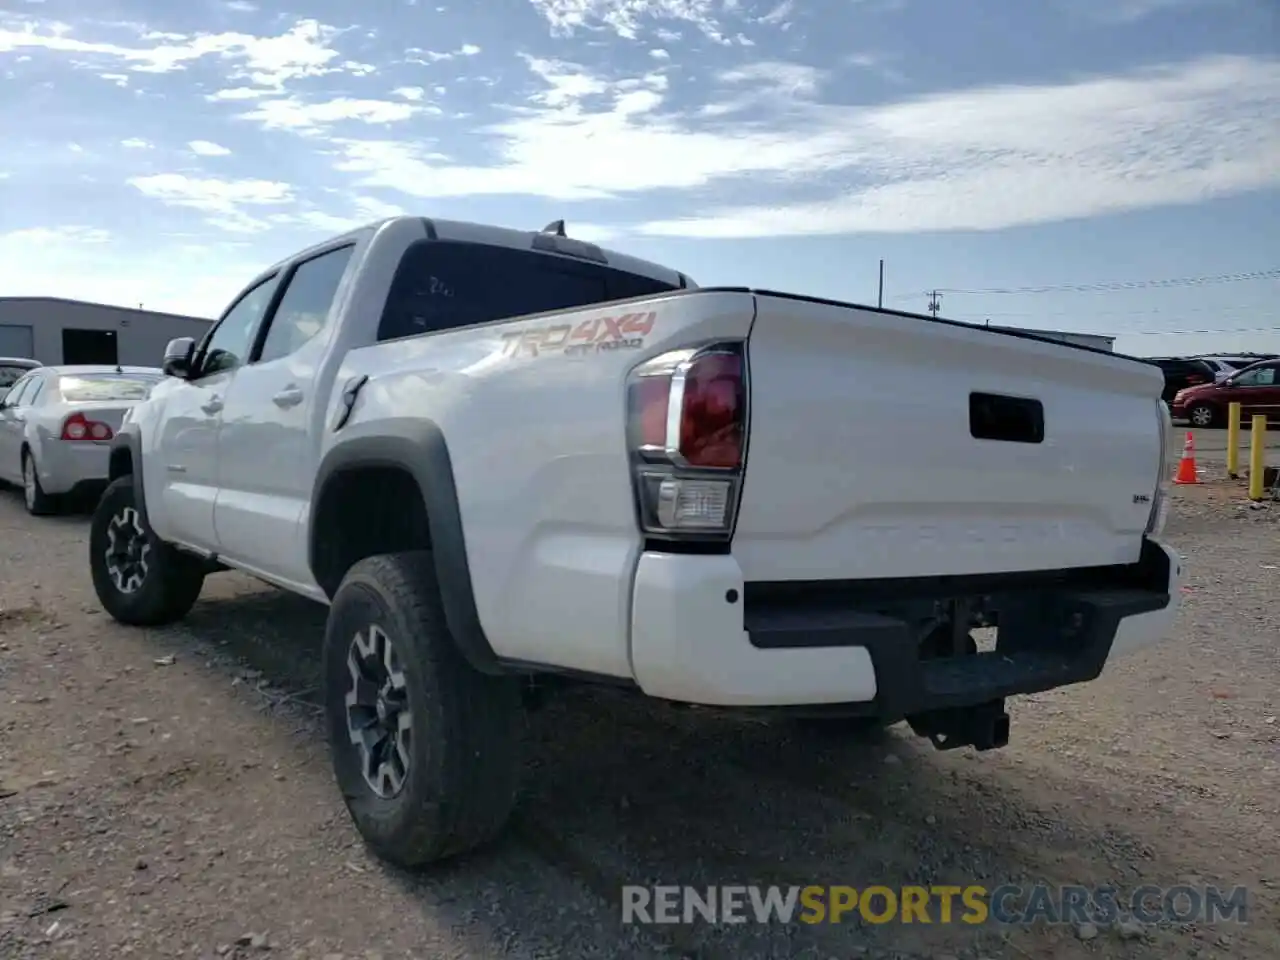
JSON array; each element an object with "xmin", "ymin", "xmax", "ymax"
[
  {"xmin": 324, "ymin": 551, "xmax": 523, "ymax": 867},
  {"xmin": 21, "ymin": 448, "xmax": 56, "ymax": 516},
  {"xmin": 89, "ymin": 475, "xmax": 206, "ymax": 626},
  {"xmin": 1188, "ymin": 403, "xmax": 1219, "ymax": 429}
]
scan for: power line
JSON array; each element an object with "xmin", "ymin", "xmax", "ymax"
[
  {"xmin": 892, "ymin": 267, "xmax": 1280, "ymax": 301},
  {"xmin": 949, "ymin": 302, "xmax": 1274, "ymax": 321},
  {"xmin": 965, "ymin": 323, "xmax": 1280, "ymax": 338},
  {"xmin": 1116, "ymin": 325, "xmax": 1280, "ymax": 337}
]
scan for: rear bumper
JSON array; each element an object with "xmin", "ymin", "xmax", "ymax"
[
  {"xmin": 628, "ymin": 538, "xmax": 1179, "ymax": 716},
  {"xmin": 36, "ymin": 439, "xmax": 111, "ymax": 495}
]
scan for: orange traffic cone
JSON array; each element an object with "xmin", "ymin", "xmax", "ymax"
[{"xmin": 1173, "ymin": 431, "xmax": 1199, "ymax": 484}]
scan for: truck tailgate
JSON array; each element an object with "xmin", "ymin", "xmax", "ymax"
[{"xmin": 733, "ymin": 294, "xmax": 1165, "ymax": 582}]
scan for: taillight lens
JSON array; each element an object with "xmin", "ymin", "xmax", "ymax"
[
  {"xmin": 61, "ymin": 412, "xmax": 113, "ymax": 442},
  {"xmin": 680, "ymin": 352, "xmax": 744, "ymax": 469},
  {"xmin": 626, "ymin": 343, "xmax": 748, "ymax": 542}
]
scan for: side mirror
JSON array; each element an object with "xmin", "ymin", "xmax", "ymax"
[{"xmin": 162, "ymin": 337, "xmax": 197, "ymax": 379}]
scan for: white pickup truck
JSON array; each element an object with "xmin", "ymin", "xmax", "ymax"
[{"xmin": 89, "ymin": 216, "xmax": 1180, "ymax": 866}]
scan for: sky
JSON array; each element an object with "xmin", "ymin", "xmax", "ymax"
[{"xmin": 0, "ymin": 0, "xmax": 1277, "ymax": 357}]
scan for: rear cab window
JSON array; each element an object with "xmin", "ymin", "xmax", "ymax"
[
  {"xmin": 57, "ymin": 374, "xmax": 159, "ymax": 403},
  {"xmin": 376, "ymin": 240, "xmax": 679, "ymax": 342}
]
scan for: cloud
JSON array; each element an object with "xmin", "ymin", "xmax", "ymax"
[
  {"xmin": 120, "ymin": 137, "xmax": 152, "ymax": 149},
  {"xmin": 756, "ymin": 0, "xmax": 795, "ymax": 26},
  {"xmin": 0, "ymin": 225, "xmax": 112, "ymax": 246},
  {"xmin": 236, "ymin": 95, "xmax": 425, "ymax": 133},
  {"xmin": 287, "ymin": 195, "xmax": 409, "ymax": 232},
  {"xmin": 405, "ymin": 42, "xmax": 481, "ymax": 63},
  {"xmin": 0, "ymin": 17, "xmax": 363, "ymax": 93},
  {"xmin": 128, "ymin": 173, "xmax": 294, "ymax": 233},
  {"xmin": 330, "ymin": 52, "xmax": 1280, "ymax": 236},
  {"xmin": 526, "ymin": 0, "xmax": 736, "ymax": 42},
  {"xmin": 189, "ymin": 139, "xmax": 231, "ymax": 156},
  {"xmin": 1070, "ymin": 0, "xmax": 1232, "ymax": 23}
]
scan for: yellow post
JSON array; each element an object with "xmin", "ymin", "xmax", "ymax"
[
  {"xmin": 1248, "ymin": 415, "xmax": 1266, "ymax": 500},
  {"xmin": 1227, "ymin": 402, "xmax": 1242, "ymax": 478}
]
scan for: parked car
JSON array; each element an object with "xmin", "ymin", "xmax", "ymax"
[
  {"xmin": 0, "ymin": 365, "xmax": 164, "ymax": 514},
  {"xmin": 1146, "ymin": 357, "xmax": 1218, "ymax": 403},
  {"xmin": 1170, "ymin": 357, "xmax": 1280, "ymax": 428},
  {"xmin": 0, "ymin": 357, "xmax": 42, "ymax": 400},
  {"xmin": 87, "ymin": 216, "xmax": 1180, "ymax": 867},
  {"xmin": 1196, "ymin": 355, "xmax": 1273, "ymax": 382}
]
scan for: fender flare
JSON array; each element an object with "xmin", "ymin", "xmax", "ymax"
[
  {"xmin": 108, "ymin": 426, "xmax": 149, "ymax": 524},
  {"xmin": 309, "ymin": 419, "xmax": 503, "ymax": 675}
]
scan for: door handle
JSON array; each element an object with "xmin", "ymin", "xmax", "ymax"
[
  {"xmin": 201, "ymin": 396, "xmax": 223, "ymax": 415},
  {"xmin": 272, "ymin": 386, "xmax": 304, "ymax": 408}
]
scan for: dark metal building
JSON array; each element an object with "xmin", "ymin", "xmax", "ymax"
[{"xmin": 0, "ymin": 297, "xmax": 212, "ymax": 367}]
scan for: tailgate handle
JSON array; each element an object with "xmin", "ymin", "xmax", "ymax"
[{"xmin": 969, "ymin": 392, "xmax": 1044, "ymax": 444}]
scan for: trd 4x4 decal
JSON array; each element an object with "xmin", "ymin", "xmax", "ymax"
[{"xmin": 500, "ymin": 311, "xmax": 657, "ymax": 359}]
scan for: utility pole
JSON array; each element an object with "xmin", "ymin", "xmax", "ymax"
[
  {"xmin": 927, "ymin": 290, "xmax": 942, "ymax": 317},
  {"xmin": 877, "ymin": 259, "xmax": 885, "ymax": 309}
]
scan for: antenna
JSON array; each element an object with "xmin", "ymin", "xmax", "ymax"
[{"xmin": 540, "ymin": 220, "xmax": 567, "ymax": 237}]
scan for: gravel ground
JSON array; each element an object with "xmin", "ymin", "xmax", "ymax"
[{"xmin": 1, "ymin": 481, "xmax": 1278, "ymax": 960}]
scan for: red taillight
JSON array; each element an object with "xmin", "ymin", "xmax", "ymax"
[
  {"xmin": 626, "ymin": 343, "xmax": 748, "ymax": 541},
  {"xmin": 635, "ymin": 375, "xmax": 671, "ymax": 449},
  {"xmin": 679, "ymin": 352, "xmax": 744, "ymax": 469},
  {"xmin": 61, "ymin": 412, "xmax": 113, "ymax": 442}
]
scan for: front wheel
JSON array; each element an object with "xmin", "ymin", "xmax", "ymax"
[
  {"xmin": 1188, "ymin": 403, "xmax": 1218, "ymax": 428},
  {"xmin": 324, "ymin": 551, "xmax": 524, "ymax": 867},
  {"xmin": 89, "ymin": 476, "xmax": 206, "ymax": 626}
]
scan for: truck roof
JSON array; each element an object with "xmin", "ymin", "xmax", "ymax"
[{"xmin": 266, "ymin": 216, "xmax": 690, "ymax": 292}]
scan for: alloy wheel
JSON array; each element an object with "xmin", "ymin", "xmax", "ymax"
[
  {"xmin": 344, "ymin": 624, "xmax": 413, "ymax": 799},
  {"xmin": 104, "ymin": 507, "xmax": 151, "ymax": 594}
]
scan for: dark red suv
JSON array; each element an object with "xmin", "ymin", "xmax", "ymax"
[{"xmin": 1170, "ymin": 359, "xmax": 1280, "ymax": 428}]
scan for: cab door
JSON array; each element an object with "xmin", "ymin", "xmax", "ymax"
[
  {"xmin": 1226, "ymin": 362, "xmax": 1280, "ymax": 423},
  {"xmin": 150, "ymin": 276, "xmax": 279, "ymax": 551},
  {"xmin": 212, "ymin": 243, "xmax": 354, "ymax": 589}
]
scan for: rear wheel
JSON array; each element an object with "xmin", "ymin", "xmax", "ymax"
[
  {"xmin": 89, "ymin": 476, "xmax": 206, "ymax": 625},
  {"xmin": 324, "ymin": 551, "xmax": 523, "ymax": 867},
  {"xmin": 1188, "ymin": 403, "xmax": 1218, "ymax": 428},
  {"xmin": 21, "ymin": 450, "xmax": 56, "ymax": 516}
]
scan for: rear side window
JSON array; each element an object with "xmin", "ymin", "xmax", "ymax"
[
  {"xmin": 0, "ymin": 364, "xmax": 33, "ymax": 391},
  {"xmin": 377, "ymin": 240, "xmax": 677, "ymax": 342},
  {"xmin": 57, "ymin": 375, "xmax": 158, "ymax": 402}
]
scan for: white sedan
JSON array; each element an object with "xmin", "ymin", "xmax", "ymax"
[{"xmin": 0, "ymin": 365, "xmax": 164, "ymax": 515}]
